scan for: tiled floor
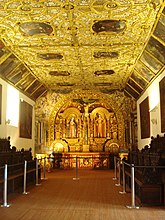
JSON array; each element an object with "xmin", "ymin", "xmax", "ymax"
[{"xmin": 0, "ymin": 169, "xmax": 165, "ymax": 220}]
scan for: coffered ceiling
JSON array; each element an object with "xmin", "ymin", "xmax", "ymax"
[{"xmin": 0, "ymin": 0, "xmax": 165, "ymax": 100}]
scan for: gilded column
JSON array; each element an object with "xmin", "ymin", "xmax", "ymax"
[
  {"xmin": 90, "ymin": 118, "xmax": 94, "ymax": 137},
  {"xmin": 78, "ymin": 118, "xmax": 81, "ymax": 138},
  {"xmin": 107, "ymin": 118, "xmax": 110, "ymax": 138},
  {"xmin": 62, "ymin": 119, "xmax": 66, "ymax": 138}
]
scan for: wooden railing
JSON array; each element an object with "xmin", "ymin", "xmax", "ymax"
[
  {"xmin": 0, "ymin": 159, "xmax": 41, "ymax": 207},
  {"xmin": 113, "ymin": 156, "xmax": 165, "ymax": 207}
]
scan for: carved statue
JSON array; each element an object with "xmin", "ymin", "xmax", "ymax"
[
  {"xmin": 69, "ymin": 117, "xmax": 76, "ymax": 138},
  {"xmin": 96, "ymin": 114, "xmax": 104, "ymax": 137}
]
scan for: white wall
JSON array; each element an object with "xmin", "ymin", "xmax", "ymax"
[
  {"xmin": 137, "ymin": 70, "xmax": 165, "ymax": 149},
  {"xmin": 0, "ymin": 78, "xmax": 35, "ymax": 156}
]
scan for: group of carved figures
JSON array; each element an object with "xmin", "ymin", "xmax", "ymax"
[
  {"xmin": 55, "ymin": 112, "xmax": 118, "ymax": 140},
  {"xmin": 68, "ymin": 115, "xmax": 105, "ymax": 138}
]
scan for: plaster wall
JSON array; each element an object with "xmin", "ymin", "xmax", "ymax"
[
  {"xmin": 0, "ymin": 78, "xmax": 35, "ymax": 156},
  {"xmin": 137, "ymin": 70, "xmax": 165, "ymax": 150}
]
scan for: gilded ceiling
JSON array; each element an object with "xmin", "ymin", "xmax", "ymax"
[{"xmin": 0, "ymin": 0, "xmax": 165, "ymax": 100}]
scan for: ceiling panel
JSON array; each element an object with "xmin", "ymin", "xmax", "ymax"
[{"xmin": 0, "ymin": 0, "xmax": 164, "ymax": 100}]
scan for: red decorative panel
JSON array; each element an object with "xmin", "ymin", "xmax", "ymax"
[
  {"xmin": 140, "ymin": 97, "xmax": 150, "ymax": 139},
  {"xmin": 19, "ymin": 100, "xmax": 32, "ymax": 139}
]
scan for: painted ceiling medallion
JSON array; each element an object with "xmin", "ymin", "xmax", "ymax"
[
  {"xmin": 93, "ymin": 51, "xmax": 119, "ymax": 58},
  {"xmin": 56, "ymin": 83, "xmax": 74, "ymax": 87},
  {"xmin": 38, "ymin": 53, "xmax": 63, "ymax": 60},
  {"xmin": 19, "ymin": 22, "xmax": 53, "ymax": 36},
  {"xmin": 52, "ymin": 89, "xmax": 72, "ymax": 94},
  {"xmin": 105, "ymin": 1, "xmax": 118, "ymax": 9},
  {"xmin": 94, "ymin": 82, "xmax": 113, "ymax": 86},
  {"xmin": 92, "ymin": 20, "xmax": 126, "ymax": 33},
  {"xmin": 94, "ymin": 70, "xmax": 115, "ymax": 75},
  {"xmin": 20, "ymin": 5, "xmax": 32, "ymax": 12},
  {"xmin": 63, "ymin": 4, "xmax": 74, "ymax": 10},
  {"xmin": 100, "ymin": 89, "xmax": 117, "ymax": 93},
  {"xmin": 49, "ymin": 71, "xmax": 70, "ymax": 76}
]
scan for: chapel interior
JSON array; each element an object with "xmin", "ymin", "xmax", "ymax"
[{"xmin": 0, "ymin": 0, "xmax": 165, "ymax": 218}]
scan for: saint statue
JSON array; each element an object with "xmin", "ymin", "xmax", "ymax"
[
  {"xmin": 96, "ymin": 114, "xmax": 103, "ymax": 137},
  {"xmin": 69, "ymin": 117, "xmax": 76, "ymax": 138}
]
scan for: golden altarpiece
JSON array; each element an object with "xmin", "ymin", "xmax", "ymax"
[
  {"xmin": 35, "ymin": 91, "xmax": 136, "ymax": 169},
  {"xmin": 52, "ymin": 105, "xmax": 119, "ymax": 152}
]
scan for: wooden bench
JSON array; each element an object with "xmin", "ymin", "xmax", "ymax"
[
  {"xmin": 0, "ymin": 162, "xmax": 41, "ymax": 198},
  {"xmin": 124, "ymin": 168, "xmax": 163, "ymax": 206}
]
